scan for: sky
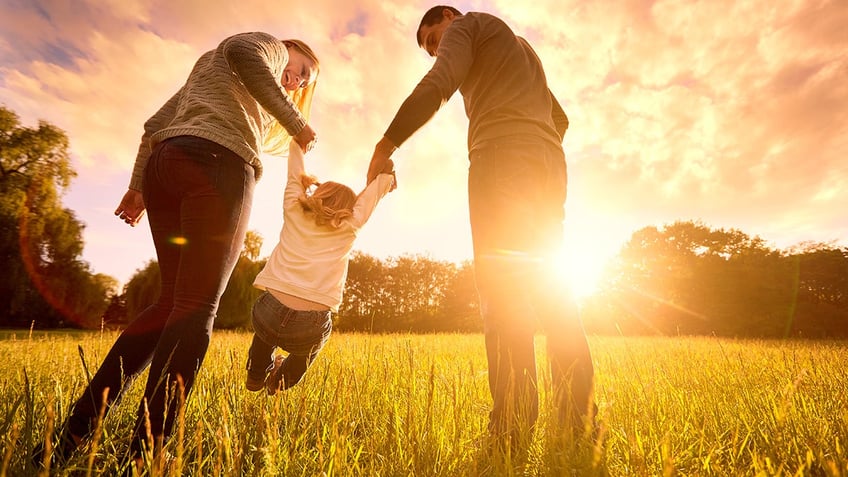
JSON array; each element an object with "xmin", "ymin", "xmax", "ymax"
[{"xmin": 1, "ymin": 0, "xmax": 846, "ymax": 297}]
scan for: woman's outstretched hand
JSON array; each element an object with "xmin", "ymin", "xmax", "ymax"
[{"xmin": 294, "ymin": 123, "xmax": 317, "ymax": 153}]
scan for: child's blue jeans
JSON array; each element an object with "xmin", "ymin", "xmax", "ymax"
[{"xmin": 247, "ymin": 291, "xmax": 332, "ymax": 389}]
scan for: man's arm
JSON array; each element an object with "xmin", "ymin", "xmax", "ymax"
[
  {"xmin": 368, "ymin": 20, "xmax": 473, "ymax": 184},
  {"xmin": 550, "ymin": 90, "xmax": 569, "ymax": 141}
]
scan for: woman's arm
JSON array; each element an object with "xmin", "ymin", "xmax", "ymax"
[{"xmin": 222, "ymin": 32, "xmax": 307, "ymax": 136}]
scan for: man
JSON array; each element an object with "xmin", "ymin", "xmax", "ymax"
[{"xmin": 367, "ymin": 6, "xmax": 596, "ymax": 444}]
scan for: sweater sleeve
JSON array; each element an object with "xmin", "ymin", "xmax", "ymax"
[
  {"xmin": 129, "ymin": 86, "xmax": 183, "ymax": 191},
  {"xmin": 550, "ymin": 90, "xmax": 569, "ymax": 141},
  {"xmin": 384, "ymin": 20, "xmax": 473, "ymax": 147},
  {"xmin": 222, "ymin": 33, "xmax": 307, "ymax": 137}
]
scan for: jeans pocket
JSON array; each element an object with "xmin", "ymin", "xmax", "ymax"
[
  {"xmin": 278, "ymin": 313, "xmax": 332, "ymax": 356},
  {"xmin": 251, "ymin": 292, "xmax": 285, "ymax": 344}
]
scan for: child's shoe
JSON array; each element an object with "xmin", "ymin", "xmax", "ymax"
[
  {"xmin": 245, "ymin": 373, "xmax": 265, "ymax": 392},
  {"xmin": 31, "ymin": 429, "xmax": 82, "ymax": 468},
  {"xmin": 265, "ymin": 354, "xmax": 285, "ymax": 396}
]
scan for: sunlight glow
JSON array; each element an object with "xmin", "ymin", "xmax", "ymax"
[{"xmin": 554, "ymin": 247, "xmax": 607, "ymax": 302}]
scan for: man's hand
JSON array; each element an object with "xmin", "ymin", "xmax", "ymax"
[
  {"xmin": 114, "ymin": 189, "xmax": 146, "ymax": 227},
  {"xmin": 383, "ymin": 159, "xmax": 398, "ymax": 192},
  {"xmin": 293, "ymin": 123, "xmax": 317, "ymax": 153},
  {"xmin": 367, "ymin": 136, "xmax": 397, "ymax": 184}
]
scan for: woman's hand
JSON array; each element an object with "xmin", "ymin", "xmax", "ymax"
[
  {"xmin": 114, "ymin": 189, "xmax": 146, "ymax": 227},
  {"xmin": 293, "ymin": 123, "xmax": 317, "ymax": 153}
]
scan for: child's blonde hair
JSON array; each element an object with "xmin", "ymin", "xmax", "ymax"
[{"xmin": 298, "ymin": 175, "xmax": 357, "ymax": 228}]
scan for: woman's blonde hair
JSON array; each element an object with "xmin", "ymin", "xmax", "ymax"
[
  {"xmin": 262, "ymin": 38, "xmax": 320, "ymax": 155},
  {"xmin": 298, "ymin": 175, "xmax": 357, "ymax": 228}
]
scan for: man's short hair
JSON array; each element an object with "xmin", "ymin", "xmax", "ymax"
[{"xmin": 417, "ymin": 5, "xmax": 463, "ymax": 46}]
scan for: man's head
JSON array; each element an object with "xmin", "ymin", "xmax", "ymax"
[{"xmin": 417, "ymin": 6, "xmax": 463, "ymax": 57}]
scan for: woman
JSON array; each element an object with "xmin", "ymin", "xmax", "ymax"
[{"xmin": 36, "ymin": 31, "xmax": 320, "ymax": 468}]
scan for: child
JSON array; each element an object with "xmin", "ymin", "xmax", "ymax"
[{"xmin": 245, "ymin": 141, "xmax": 395, "ymax": 394}]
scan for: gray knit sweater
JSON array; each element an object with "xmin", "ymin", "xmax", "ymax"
[{"xmin": 129, "ymin": 32, "xmax": 307, "ymax": 191}]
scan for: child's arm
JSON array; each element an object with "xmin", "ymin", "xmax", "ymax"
[
  {"xmin": 283, "ymin": 141, "xmax": 306, "ymax": 208},
  {"xmin": 351, "ymin": 161, "xmax": 395, "ymax": 228}
]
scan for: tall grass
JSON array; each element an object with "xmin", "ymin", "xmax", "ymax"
[{"xmin": 0, "ymin": 331, "xmax": 845, "ymax": 476}]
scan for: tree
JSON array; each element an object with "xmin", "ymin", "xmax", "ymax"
[
  {"xmin": 242, "ymin": 230, "xmax": 263, "ymax": 261},
  {"xmin": 336, "ymin": 251, "xmax": 388, "ymax": 331},
  {"xmin": 0, "ymin": 105, "xmax": 112, "ymax": 328},
  {"xmin": 217, "ymin": 230, "xmax": 265, "ymax": 328},
  {"xmin": 583, "ymin": 220, "xmax": 845, "ymax": 338},
  {"xmin": 102, "ymin": 292, "xmax": 129, "ymax": 328},
  {"xmin": 437, "ymin": 260, "xmax": 481, "ymax": 332},
  {"xmin": 338, "ymin": 253, "xmax": 481, "ymax": 333},
  {"xmin": 786, "ymin": 242, "xmax": 848, "ymax": 337},
  {"xmin": 123, "ymin": 260, "xmax": 161, "ymax": 321},
  {"xmin": 381, "ymin": 255, "xmax": 456, "ymax": 331}
]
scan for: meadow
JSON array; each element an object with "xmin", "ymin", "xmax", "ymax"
[{"xmin": 0, "ymin": 330, "xmax": 846, "ymax": 476}]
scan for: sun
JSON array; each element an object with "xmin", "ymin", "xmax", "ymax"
[{"xmin": 549, "ymin": 244, "xmax": 612, "ymax": 302}]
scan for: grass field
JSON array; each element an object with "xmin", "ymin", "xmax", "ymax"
[{"xmin": 0, "ymin": 330, "xmax": 846, "ymax": 476}]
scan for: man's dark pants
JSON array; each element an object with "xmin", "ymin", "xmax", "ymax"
[{"xmin": 468, "ymin": 137, "xmax": 595, "ymax": 439}]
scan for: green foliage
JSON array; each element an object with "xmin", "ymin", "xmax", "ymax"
[
  {"xmin": 123, "ymin": 260, "xmax": 161, "ymax": 320},
  {"xmin": 336, "ymin": 251, "xmax": 386, "ymax": 330},
  {"xmin": 2, "ymin": 332, "xmax": 846, "ymax": 475},
  {"xmin": 337, "ymin": 253, "xmax": 480, "ymax": 333},
  {"xmin": 0, "ymin": 105, "xmax": 112, "ymax": 328},
  {"xmin": 241, "ymin": 230, "xmax": 263, "ymax": 262},
  {"xmin": 584, "ymin": 221, "xmax": 848, "ymax": 337},
  {"xmin": 216, "ymin": 256, "xmax": 265, "ymax": 329}
]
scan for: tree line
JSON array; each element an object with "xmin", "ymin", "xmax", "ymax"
[
  {"xmin": 2, "ymin": 106, "xmax": 846, "ymax": 337},
  {"xmin": 105, "ymin": 245, "xmax": 482, "ymax": 334},
  {"xmin": 581, "ymin": 221, "xmax": 847, "ymax": 338}
]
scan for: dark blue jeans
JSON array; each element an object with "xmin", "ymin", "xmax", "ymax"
[
  {"xmin": 468, "ymin": 138, "xmax": 594, "ymax": 436},
  {"xmin": 67, "ymin": 136, "xmax": 255, "ymax": 455},
  {"xmin": 246, "ymin": 292, "xmax": 332, "ymax": 389}
]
